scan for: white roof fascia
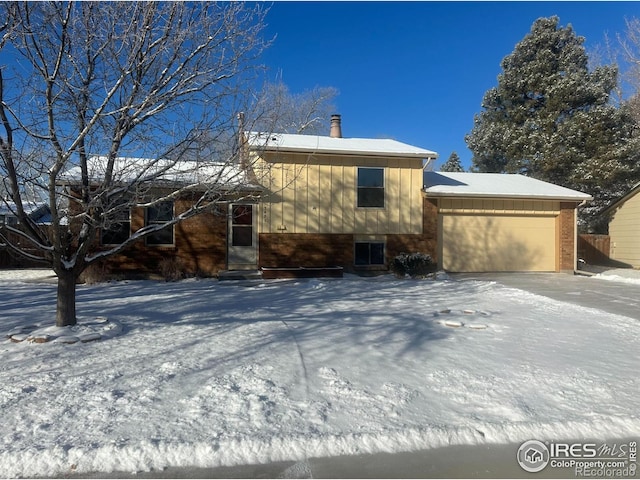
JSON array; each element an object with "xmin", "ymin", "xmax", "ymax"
[
  {"xmin": 423, "ymin": 172, "xmax": 592, "ymax": 202},
  {"xmin": 247, "ymin": 132, "xmax": 438, "ymax": 160}
]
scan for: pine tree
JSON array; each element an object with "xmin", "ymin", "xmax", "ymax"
[
  {"xmin": 465, "ymin": 16, "xmax": 640, "ymax": 229},
  {"xmin": 440, "ymin": 152, "xmax": 465, "ymax": 172}
]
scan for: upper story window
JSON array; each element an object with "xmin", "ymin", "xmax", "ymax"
[
  {"xmin": 357, "ymin": 167, "xmax": 385, "ymax": 208},
  {"xmin": 145, "ymin": 200, "xmax": 174, "ymax": 246}
]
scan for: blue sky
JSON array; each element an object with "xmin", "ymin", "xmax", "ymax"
[{"xmin": 259, "ymin": 1, "xmax": 639, "ymax": 169}]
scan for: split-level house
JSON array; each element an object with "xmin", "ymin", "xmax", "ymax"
[
  {"xmin": 61, "ymin": 115, "xmax": 592, "ymax": 278},
  {"xmin": 244, "ymin": 115, "xmax": 439, "ymax": 274}
]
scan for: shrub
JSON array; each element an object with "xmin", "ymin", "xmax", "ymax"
[
  {"xmin": 80, "ymin": 262, "xmax": 127, "ymax": 283},
  {"xmin": 80, "ymin": 262, "xmax": 111, "ymax": 284},
  {"xmin": 391, "ymin": 252, "xmax": 437, "ymax": 279},
  {"xmin": 159, "ymin": 257, "xmax": 186, "ymax": 282}
]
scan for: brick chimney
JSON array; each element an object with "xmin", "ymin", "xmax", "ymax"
[{"xmin": 330, "ymin": 114, "xmax": 342, "ymax": 138}]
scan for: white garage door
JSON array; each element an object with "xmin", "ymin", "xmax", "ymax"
[{"xmin": 442, "ymin": 214, "xmax": 557, "ymax": 272}]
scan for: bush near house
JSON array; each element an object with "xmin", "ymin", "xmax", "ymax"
[{"xmin": 391, "ymin": 252, "xmax": 437, "ymax": 279}]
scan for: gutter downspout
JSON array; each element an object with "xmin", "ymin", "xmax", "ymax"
[{"xmin": 422, "ymin": 157, "xmax": 437, "ymax": 171}]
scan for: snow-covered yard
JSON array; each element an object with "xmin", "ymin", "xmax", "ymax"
[{"xmin": 0, "ymin": 270, "xmax": 638, "ymax": 478}]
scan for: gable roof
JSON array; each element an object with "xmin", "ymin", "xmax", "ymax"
[
  {"xmin": 423, "ymin": 172, "xmax": 592, "ymax": 202},
  {"xmin": 247, "ymin": 132, "xmax": 438, "ymax": 160},
  {"xmin": 600, "ymin": 181, "xmax": 640, "ymax": 215}
]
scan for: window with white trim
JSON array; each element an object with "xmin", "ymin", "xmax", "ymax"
[{"xmin": 357, "ymin": 167, "xmax": 385, "ymax": 208}]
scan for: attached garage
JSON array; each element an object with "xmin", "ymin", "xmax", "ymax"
[
  {"xmin": 442, "ymin": 212, "xmax": 557, "ymax": 272},
  {"xmin": 424, "ymin": 172, "xmax": 592, "ymax": 273}
]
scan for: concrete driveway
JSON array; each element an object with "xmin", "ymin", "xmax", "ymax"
[{"xmin": 453, "ymin": 270, "xmax": 640, "ymax": 321}]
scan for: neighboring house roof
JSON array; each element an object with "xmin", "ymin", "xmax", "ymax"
[
  {"xmin": 247, "ymin": 132, "xmax": 439, "ymax": 160},
  {"xmin": 600, "ymin": 181, "xmax": 640, "ymax": 216},
  {"xmin": 0, "ymin": 201, "xmax": 51, "ymax": 224},
  {"xmin": 424, "ymin": 172, "xmax": 593, "ymax": 202},
  {"xmin": 59, "ymin": 156, "xmax": 261, "ymax": 190}
]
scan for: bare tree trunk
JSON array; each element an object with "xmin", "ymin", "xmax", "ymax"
[{"xmin": 56, "ymin": 269, "xmax": 77, "ymax": 327}]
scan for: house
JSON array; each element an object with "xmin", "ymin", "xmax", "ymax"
[
  {"xmin": 0, "ymin": 201, "xmax": 51, "ymax": 226},
  {"xmin": 1, "ymin": 200, "xmax": 52, "ymax": 268},
  {"xmin": 601, "ymin": 182, "xmax": 640, "ymax": 268},
  {"xmin": 60, "ymin": 115, "xmax": 593, "ymax": 278},
  {"xmin": 59, "ymin": 157, "xmax": 263, "ymax": 278},
  {"xmin": 423, "ymin": 172, "xmax": 592, "ymax": 272},
  {"xmin": 245, "ymin": 114, "xmax": 439, "ymax": 273}
]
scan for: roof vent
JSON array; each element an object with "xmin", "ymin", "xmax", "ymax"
[{"xmin": 330, "ymin": 114, "xmax": 342, "ymax": 138}]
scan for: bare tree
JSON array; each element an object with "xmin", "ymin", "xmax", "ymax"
[
  {"xmin": 252, "ymin": 80, "xmax": 339, "ymax": 135},
  {"xmin": 0, "ymin": 1, "xmax": 269, "ymax": 327},
  {"xmin": 616, "ymin": 17, "xmax": 640, "ymax": 123}
]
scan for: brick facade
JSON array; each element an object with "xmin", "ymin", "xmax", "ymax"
[
  {"xmin": 558, "ymin": 202, "xmax": 577, "ymax": 271},
  {"xmin": 259, "ymin": 233, "xmax": 354, "ymax": 269},
  {"xmin": 97, "ymin": 199, "xmax": 228, "ymax": 277}
]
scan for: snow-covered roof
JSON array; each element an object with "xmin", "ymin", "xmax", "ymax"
[
  {"xmin": 0, "ymin": 201, "xmax": 51, "ymax": 224},
  {"xmin": 247, "ymin": 132, "xmax": 438, "ymax": 160},
  {"xmin": 60, "ymin": 156, "xmax": 259, "ymax": 189},
  {"xmin": 424, "ymin": 172, "xmax": 593, "ymax": 201}
]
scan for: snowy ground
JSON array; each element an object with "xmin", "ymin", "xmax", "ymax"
[
  {"xmin": 592, "ymin": 268, "xmax": 640, "ymax": 285},
  {"xmin": 0, "ymin": 269, "xmax": 639, "ymax": 478}
]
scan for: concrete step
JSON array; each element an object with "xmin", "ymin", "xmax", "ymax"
[{"xmin": 218, "ymin": 270, "xmax": 263, "ymax": 281}]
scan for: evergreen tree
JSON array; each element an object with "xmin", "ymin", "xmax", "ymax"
[
  {"xmin": 466, "ymin": 16, "xmax": 640, "ymax": 230},
  {"xmin": 440, "ymin": 152, "xmax": 465, "ymax": 172}
]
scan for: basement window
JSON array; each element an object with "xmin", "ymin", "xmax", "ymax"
[{"xmin": 354, "ymin": 242, "xmax": 385, "ymax": 266}]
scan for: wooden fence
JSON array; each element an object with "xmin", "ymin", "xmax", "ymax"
[
  {"xmin": 577, "ymin": 234, "xmax": 611, "ymax": 265},
  {"xmin": 0, "ymin": 227, "xmax": 48, "ymax": 268}
]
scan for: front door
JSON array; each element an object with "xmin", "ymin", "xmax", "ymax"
[{"xmin": 228, "ymin": 203, "xmax": 258, "ymax": 269}]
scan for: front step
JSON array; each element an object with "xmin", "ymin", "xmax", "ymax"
[{"xmin": 218, "ymin": 270, "xmax": 263, "ymax": 281}]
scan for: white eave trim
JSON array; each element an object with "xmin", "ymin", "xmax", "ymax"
[
  {"xmin": 246, "ymin": 132, "xmax": 438, "ymax": 160},
  {"xmin": 423, "ymin": 190, "xmax": 593, "ymax": 202},
  {"xmin": 258, "ymin": 145, "xmax": 435, "ymax": 159}
]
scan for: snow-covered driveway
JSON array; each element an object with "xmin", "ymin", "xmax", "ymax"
[
  {"xmin": 0, "ymin": 272, "xmax": 638, "ymax": 478},
  {"xmin": 458, "ymin": 270, "xmax": 640, "ymax": 321}
]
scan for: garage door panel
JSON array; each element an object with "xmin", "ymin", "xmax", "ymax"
[{"xmin": 443, "ymin": 215, "xmax": 556, "ymax": 272}]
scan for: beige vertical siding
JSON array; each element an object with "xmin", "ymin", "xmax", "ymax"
[
  {"xmin": 255, "ymin": 152, "xmax": 424, "ymax": 235},
  {"xmin": 609, "ymin": 190, "xmax": 640, "ymax": 268}
]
